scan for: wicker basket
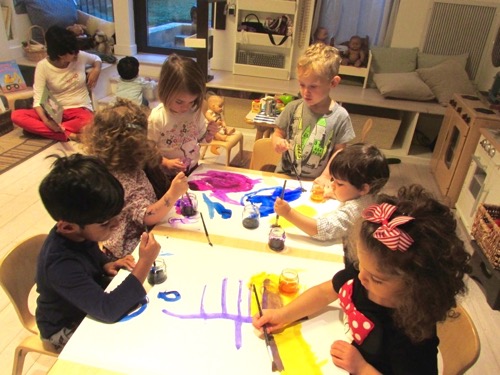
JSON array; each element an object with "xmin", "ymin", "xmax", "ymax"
[
  {"xmin": 23, "ymin": 25, "xmax": 47, "ymax": 62},
  {"xmin": 471, "ymin": 204, "xmax": 500, "ymax": 269}
]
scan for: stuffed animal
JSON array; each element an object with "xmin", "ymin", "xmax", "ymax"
[
  {"xmin": 94, "ymin": 30, "xmax": 114, "ymax": 55},
  {"xmin": 67, "ymin": 23, "xmax": 94, "ymax": 50}
]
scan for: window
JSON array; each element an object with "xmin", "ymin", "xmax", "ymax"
[
  {"xmin": 75, "ymin": 0, "xmax": 114, "ymax": 21},
  {"xmin": 134, "ymin": 0, "xmax": 211, "ymax": 57}
]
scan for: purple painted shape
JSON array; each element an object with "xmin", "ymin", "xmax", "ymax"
[
  {"xmin": 188, "ymin": 171, "xmax": 261, "ymax": 205},
  {"xmin": 161, "ymin": 279, "xmax": 252, "ymax": 349}
]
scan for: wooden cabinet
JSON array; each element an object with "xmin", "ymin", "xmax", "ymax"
[{"xmin": 233, "ymin": 0, "xmax": 298, "ymax": 80}]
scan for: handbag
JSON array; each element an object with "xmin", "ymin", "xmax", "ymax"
[
  {"xmin": 264, "ymin": 15, "xmax": 291, "ymax": 36},
  {"xmin": 240, "ymin": 13, "xmax": 266, "ymax": 34}
]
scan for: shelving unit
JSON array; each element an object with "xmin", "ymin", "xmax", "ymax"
[
  {"xmin": 338, "ymin": 50, "xmax": 372, "ymax": 88},
  {"xmin": 233, "ymin": 0, "xmax": 298, "ymax": 80}
]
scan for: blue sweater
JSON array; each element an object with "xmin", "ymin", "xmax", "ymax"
[{"xmin": 36, "ymin": 226, "xmax": 146, "ymax": 338}]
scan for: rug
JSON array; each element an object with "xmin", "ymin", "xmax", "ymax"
[{"xmin": 0, "ymin": 128, "xmax": 56, "ymax": 174}]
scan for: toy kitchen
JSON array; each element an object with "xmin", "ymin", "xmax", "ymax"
[{"xmin": 431, "ymin": 93, "xmax": 500, "ymax": 209}]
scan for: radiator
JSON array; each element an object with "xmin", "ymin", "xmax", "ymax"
[{"xmin": 423, "ymin": 1, "xmax": 497, "ymax": 80}]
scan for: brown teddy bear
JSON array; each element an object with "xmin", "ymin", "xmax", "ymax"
[{"xmin": 94, "ymin": 30, "xmax": 114, "ymax": 55}]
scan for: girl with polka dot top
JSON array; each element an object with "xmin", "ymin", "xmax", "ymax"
[{"xmin": 252, "ymin": 184, "xmax": 471, "ymax": 374}]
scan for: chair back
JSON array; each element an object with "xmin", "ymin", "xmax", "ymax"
[
  {"xmin": 250, "ymin": 138, "xmax": 281, "ymax": 171},
  {"xmin": 0, "ymin": 234, "xmax": 47, "ymax": 335},
  {"xmin": 437, "ymin": 305, "xmax": 480, "ymax": 375},
  {"xmin": 361, "ymin": 118, "xmax": 373, "ymax": 143}
]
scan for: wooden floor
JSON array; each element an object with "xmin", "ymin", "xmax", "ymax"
[{"xmin": 0, "ymin": 127, "xmax": 499, "ymax": 375}]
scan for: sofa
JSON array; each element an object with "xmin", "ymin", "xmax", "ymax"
[
  {"xmin": 14, "ymin": 0, "xmax": 115, "ymax": 47},
  {"xmin": 368, "ymin": 47, "xmax": 477, "ymax": 106}
]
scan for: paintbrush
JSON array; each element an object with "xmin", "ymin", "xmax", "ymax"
[
  {"xmin": 199, "ymin": 212, "xmax": 213, "ymax": 246},
  {"xmin": 274, "ymin": 180, "xmax": 287, "ymax": 227},
  {"xmin": 290, "ymin": 162, "xmax": 306, "ymax": 192},
  {"xmin": 253, "ymin": 284, "xmax": 278, "ymax": 372}
]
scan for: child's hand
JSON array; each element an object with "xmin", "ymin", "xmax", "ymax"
[
  {"xmin": 165, "ymin": 158, "xmax": 185, "ymax": 172},
  {"xmin": 104, "ymin": 255, "xmax": 136, "ymax": 275},
  {"xmin": 169, "ymin": 172, "xmax": 188, "ymax": 199},
  {"xmin": 206, "ymin": 120, "xmax": 219, "ymax": 136},
  {"xmin": 274, "ymin": 197, "xmax": 291, "ymax": 217},
  {"xmin": 274, "ymin": 138, "xmax": 290, "ymax": 153},
  {"xmin": 330, "ymin": 340, "xmax": 371, "ymax": 374},
  {"xmin": 44, "ymin": 119, "xmax": 65, "ymax": 133},
  {"xmin": 138, "ymin": 232, "xmax": 161, "ymax": 263},
  {"xmin": 252, "ymin": 308, "xmax": 286, "ymax": 335}
]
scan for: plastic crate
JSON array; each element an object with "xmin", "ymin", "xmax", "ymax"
[{"xmin": 471, "ymin": 204, "xmax": 500, "ymax": 269}]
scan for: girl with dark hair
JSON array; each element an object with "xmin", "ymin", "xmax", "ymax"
[{"xmin": 254, "ymin": 184, "xmax": 471, "ymax": 374}]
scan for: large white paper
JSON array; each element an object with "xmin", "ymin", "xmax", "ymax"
[{"xmin": 60, "ymin": 236, "xmax": 348, "ymax": 375}]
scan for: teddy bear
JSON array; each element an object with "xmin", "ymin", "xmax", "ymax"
[{"xmin": 94, "ymin": 30, "xmax": 114, "ymax": 55}]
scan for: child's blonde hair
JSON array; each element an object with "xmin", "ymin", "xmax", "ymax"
[
  {"xmin": 297, "ymin": 43, "xmax": 342, "ymax": 80},
  {"xmin": 157, "ymin": 54, "xmax": 206, "ymax": 112},
  {"xmin": 83, "ymin": 98, "xmax": 160, "ymax": 173}
]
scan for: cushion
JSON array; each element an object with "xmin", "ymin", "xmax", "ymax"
[
  {"xmin": 417, "ymin": 52, "xmax": 468, "ymax": 70},
  {"xmin": 373, "ymin": 72, "xmax": 435, "ymax": 101},
  {"xmin": 368, "ymin": 47, "xmax": 418, "ymax": 88},
  {"xmin": 417, "ymin": 60, "xmax": 476, "ymax": 106},
  {"xmin": 78, "ymin": 10, "xmax": 115, "ymax": 40},
  {"xmin": 22, "ymin": 0, "xmax": 78, "ymax": 32},
  {"xmin": 370, "ymin": 47, "xmax": 419, "ymax": 74}
]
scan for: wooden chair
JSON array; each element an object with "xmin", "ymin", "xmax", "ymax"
[
  {"xmin": 249, "ymin": 137, "xmax": 281, "ymax": 172},
  {"xmin": 437, "ymin": 305, "xmax": 480, "ymax": 375},
  {"xmin": 0, "ymin": 234, "xmax": 59, "ymax": 375},
  {"xmin": 361, "ymin": 118, "xmax": 373, "ymax": 143},
  {"xmin": 200, "ymin": 130, "xmax": 244, "ymax": 166}
]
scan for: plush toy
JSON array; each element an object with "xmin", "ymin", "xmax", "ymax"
[
  {"xmin": 204, "ymin": 93, "xmax": 236, "ymax": 155},
  {"xmin": 341, "ymin": 35, "xmax": 366, "ymax": 67},
  {"xmin": 94, "ymin": 30, "xmax": 114, "ymax": 55},
  {"xmin": 67, "ymin": 23, "xmax": 94, "ymax": 50}
]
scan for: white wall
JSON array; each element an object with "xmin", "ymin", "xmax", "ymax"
[{"xmin": 391, "ymin": 0, "xmax": 500, "ymax": 91}]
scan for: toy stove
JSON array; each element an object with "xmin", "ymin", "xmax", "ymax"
[{"xmin": 431, "ymin": 93, "xmax": 500, "ymax": 207}]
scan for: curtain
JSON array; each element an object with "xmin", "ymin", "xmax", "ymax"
[{"xmin": 313, "ymin": 0, "xmax": 399, "ymax": 47}]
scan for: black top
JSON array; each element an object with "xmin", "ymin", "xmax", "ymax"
[
  {"xmin": 36, "ymin": 226, "xmax": 146, "ymax": 338},
  {"xmin": 333, "ymin": 266, "xmax": 439, "ymax": 375}
]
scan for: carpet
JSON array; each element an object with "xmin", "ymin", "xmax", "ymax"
[{"xmin": 0, "ymin": 128, "xmax": 56, "ymax": 174}]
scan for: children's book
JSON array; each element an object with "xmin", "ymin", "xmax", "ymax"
[
  {"xmin": 0, "ymin": 60, "xmax": 27, "ymax": 93},
  {"xmin": 40, "ymin": 86, "xmax": 63, "ymax": 125}
]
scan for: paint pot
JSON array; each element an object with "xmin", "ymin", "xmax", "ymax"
[
  {"xmin": 268, "ymin": 226, "xmax": 286, "ymax": 252},
  {"xmin": 279, "ymin": 268, "xmax": 299, "ymax": 295},
  {"xmin": 180, "ymin": 193, "xmax": 197, "ymax": 217},
  {"xmin": 310, "ymin": 182, "xmax": 325, "ymax": 202},
  {"xmin": 148, "ymin": 259, "xmax": 167, "ymax": 285},
  {"xmin": 242, "ymin": 203, "xmax": 260, "ymax": 229}
]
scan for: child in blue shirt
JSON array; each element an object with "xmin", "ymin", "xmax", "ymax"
[
  {"xmin": 36, "ymin": 154, "xmax": 161, "ymax": 351},
  {"xmin": 116, "ymin": 56, "xmax": 157, "ymax": 107}
]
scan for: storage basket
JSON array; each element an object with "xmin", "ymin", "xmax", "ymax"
[
  {"xmin": 471, "ymin": 204, "xmax": 500, "ymax": 269},
  {"xmin": 23, "ymin": 25, "xmax": 47, "ymax": 62}
]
